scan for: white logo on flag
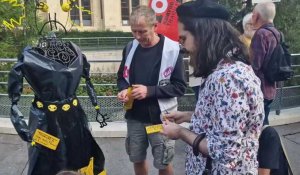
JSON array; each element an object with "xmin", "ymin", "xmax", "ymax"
[{"xmin": 151, "ymin": 0, "xmax": 168, "ymax": 14}]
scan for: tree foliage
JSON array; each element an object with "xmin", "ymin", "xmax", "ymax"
[
  {"xmin": 0, "ymin": 0, "xmax": 24, "ymax": 57},
  {"xmin": 218, "ymin": 0, "xmax": 300, "ymax": 86},
  {"xmin": 218, "ymin": 0, "xmax": 300, "ymax": 53},
  {"xmin": 0, "ymin": 0, "xmax": 299, "ymax": 94},
  {"xmin": 0, "ymin": 0, "xmax": 41, "ymax": 58},
  {"xmin": 274, "ymin": 0, "xmax": 300, "ymax": 52}
]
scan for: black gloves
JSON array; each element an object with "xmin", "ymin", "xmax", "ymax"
[
  {"xmin": 10, "ymin": 104, "xmax": 32, "ymax": 142},
  {"xmin": 95, "ymin": 107, "xmax": 108, "ymax": 128}
]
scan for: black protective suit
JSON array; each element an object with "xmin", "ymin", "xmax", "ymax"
[{"xmin": 7, "ymin": 40, "xmax": 105, "ymax": 175}]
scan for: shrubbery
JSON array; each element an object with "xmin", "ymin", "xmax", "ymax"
[{"xmin": 58, "ymin": 30, "xmax": 132, "ymax": 38}]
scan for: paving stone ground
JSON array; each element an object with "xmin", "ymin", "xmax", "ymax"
[{"xmin": 0, "ymin": 122, "xmax": 299, "ymax": 175}]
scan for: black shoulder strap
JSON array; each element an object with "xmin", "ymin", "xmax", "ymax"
[{"xmin": 263, "ymin": 27, "xmax": 283, "ymax": 44}]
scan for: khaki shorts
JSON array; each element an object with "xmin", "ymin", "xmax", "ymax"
[{"xmin": 125, "ymin": 119, "xmax": 175, "ymax": 169}]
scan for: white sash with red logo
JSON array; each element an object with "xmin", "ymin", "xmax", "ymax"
[{"xmin": 123, "ymin": 36, "xmax": 179, "ymax": 114}]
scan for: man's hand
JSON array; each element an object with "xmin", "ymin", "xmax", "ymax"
[
  {"xmin": 117, "ymin": 89, "xmax": 129, "ymax": 103},
  {"xmin": 163, "ymin": 111, "xmax": 193, "ymax": 124},
  {"xmin": 161, "ymin": 120, "xmax": 183, "ymax": 140},
  {"xmin": 131, "ymin": 84, "xmax": 148, "ymax": 100}
]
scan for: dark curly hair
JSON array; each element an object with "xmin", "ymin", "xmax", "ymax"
[{"xmin": 179, "ymin": 17, "xmax": 250, "ymax": 78}]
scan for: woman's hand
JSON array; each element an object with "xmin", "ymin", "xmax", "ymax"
[
  {"xmin": 163, "ymin": 111, "xmax": 193, "ymax": 124},
  {"xmin": 161, "ymin": 120, "xmax": 184, "ymax": 140}
]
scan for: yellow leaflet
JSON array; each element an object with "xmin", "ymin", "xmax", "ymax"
[
  {"xmin": 79, "ymin": 157, "xmax": 94, "ymax": 175},
  {"xmin": 0, "ymin": 0, "xmax": 25, "ymax": 31},
  {"xmin": 146, "ymin": 124, "xmax": 163, "ymax": 134},
  {"xmin": 32, "ymin": 129, "xmax": 60, "ymax": 150}
]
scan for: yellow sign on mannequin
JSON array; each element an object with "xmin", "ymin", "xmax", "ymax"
[{"xmin": 32, "ymin": 129, "xmax": 60, "ymax": 150}]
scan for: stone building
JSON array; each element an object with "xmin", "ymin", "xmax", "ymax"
[{"xmin": 45, "ymin": 0, "xmax": 187, "ymax": 32}]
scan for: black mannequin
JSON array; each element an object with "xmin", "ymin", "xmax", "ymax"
[
  {"xmin": 8, "ymin": 25, "xmax": 106, "ymax": 175},
  {"xmin": 34, "ymin": 33, "xmax": 78, "ymax": 66}
]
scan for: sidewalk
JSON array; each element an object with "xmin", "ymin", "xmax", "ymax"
[
  {"xmin": 0, "ymin": 134, "xmax": 187, "ymax": 175},
  {"xmin": 0, "ymin": 108, "xmax": 299, "ymax": 175}
]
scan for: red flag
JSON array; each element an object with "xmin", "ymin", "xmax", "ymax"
[{"xmin": 149, "ymin": 0, "xmax": 180, "ymax": 41}]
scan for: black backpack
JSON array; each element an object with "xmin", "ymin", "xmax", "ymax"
[{"xmin": 263, "ymin": 28, "xmax": 294, "ymax": 83}]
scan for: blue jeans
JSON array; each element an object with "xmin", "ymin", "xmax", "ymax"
[{"xmin": 263, "ymin": 99, "xmax": 273, "ymax": 125}]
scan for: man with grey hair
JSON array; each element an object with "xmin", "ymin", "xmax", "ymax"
[
  {"xmin": 250, "ymin": 2, "xmax": 278, "ymax": 126},
  {"xmin": 251, "ymin": 3, "xmax": 289, "ymax": 175},
  {"xmin": 117, "ymin": 5, "xmax": 186, "ymax": 175}
]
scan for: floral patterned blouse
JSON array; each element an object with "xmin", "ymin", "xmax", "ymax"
[{"xmin": 186, "ymin": 60, "xmax": 264, "ymax": 175}]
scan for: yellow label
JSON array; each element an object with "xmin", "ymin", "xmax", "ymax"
[
  {"xmin": 145, "ymin": 124, "xmax": 163, "ymax": 134},
  {"xmin": 79, "ymin": 157, "xmax": 94, "ymax": 175},
  {"xmin": 32, "ymin": 129, "xmax": 60, "ymax": 150}
]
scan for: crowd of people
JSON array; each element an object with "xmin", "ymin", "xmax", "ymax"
[
  {"xmin": 117, "ymin": 0, "xmax": 289, "ymax": 175},
  {"xmin": 7, "ymin": 0, "xmax": 290, "ymax": 175}
]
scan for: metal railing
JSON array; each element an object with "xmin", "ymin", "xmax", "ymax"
[
  {"xmin": 0, "ymin": 54, "xmax": 300, "ymax": 121},
  {"xmin": 62, "ymin": 37, "xmax": 133, "ymax": 50}
]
